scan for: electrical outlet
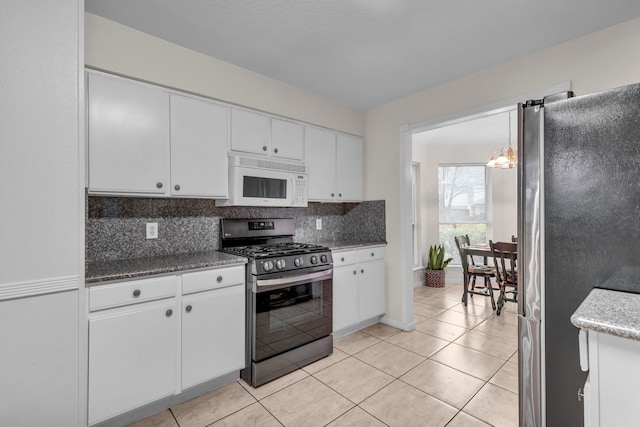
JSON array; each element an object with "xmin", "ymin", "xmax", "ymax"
[
  {"xmin": 316, "ymin": 218, "xmax": 322, "ymax": 230},
  {"xmin": 146, "ymin": 222, "xmax": 158, "ymax": 239}
]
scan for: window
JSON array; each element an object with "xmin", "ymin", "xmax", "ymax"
[{"xmin": 438, "ymin": 164, "xmax": 488, "ymax": 265}]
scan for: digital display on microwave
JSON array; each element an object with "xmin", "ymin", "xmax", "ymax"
[{"xmin": 243, "ymin": 176, "xmax": 287, "ymax": 199}]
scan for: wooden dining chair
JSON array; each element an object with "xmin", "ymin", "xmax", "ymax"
[
  {"xmin": 489, "ymin": 240, "xmax": 518, "ymax": 315},
  {"xmin": 454, "ymin": 235, "xmax": 497, "ymax": 310}
]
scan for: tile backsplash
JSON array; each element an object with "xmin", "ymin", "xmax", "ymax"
[{"xmin": 86, "ymin": 197, "xmax": 385, "ymax": 262}]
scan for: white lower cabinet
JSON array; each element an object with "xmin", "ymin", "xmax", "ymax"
[
  {"xmin": 88, "ymin": 298, "xmax": 177, "ymax": 425},
  {"xmin": 332, "ymin": 246, "xmax": 386, "ymax": 334},
  {"xmin": 0, "ymin": 291, "xmax": 79, "ymax": 427},
  {"xmin": 88, "ymin": 265, "xmax": 245, "ymax": 425},
  {"xmin": 579, "ymin": 329, "xmax": 640, "ymax": 427},
  {"xmin": 181, "ymin": 270, "xmax": 245, "ymax": 389},
  {"xmin": 333, "ymin": 265, "xmax": 359, "ymax": 331}
]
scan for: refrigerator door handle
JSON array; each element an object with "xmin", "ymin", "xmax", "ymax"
[{"xmin": 518, "ymin": 102, "xmax": 543, "ymax": 320}]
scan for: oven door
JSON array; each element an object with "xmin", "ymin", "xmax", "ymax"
[{"xmin": 252, "ymin": 268, "xmax": 332, "ymax": 363}]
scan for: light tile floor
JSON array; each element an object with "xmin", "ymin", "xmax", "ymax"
[{"xmin": 130, "ymin": 282, "xmax": 519, "ymax": 427}]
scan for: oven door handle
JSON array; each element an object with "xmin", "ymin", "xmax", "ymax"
[{"xmin": 255, "ymin": 269, "xmax": 333, "ymax": 292}]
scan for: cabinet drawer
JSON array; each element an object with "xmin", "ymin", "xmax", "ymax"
[
  {"xmin": 332, "ymin": 250, "xmax": 358, "ymax": 267},
  {"xmin": 182, "ymin": 265, "xmax": 245, "ymax": 295},
  {"xmin": 89, "ymin": 275, "xmax": 176, "ymax": 312},
  {"xmin": 358, "ymin": 246, "xmax": 385, "ymax": 263}
]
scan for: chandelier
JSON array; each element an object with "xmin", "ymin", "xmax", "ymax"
[{"xmin": 487, "ymin": 111, "xmax": 516, "ymax": 169}]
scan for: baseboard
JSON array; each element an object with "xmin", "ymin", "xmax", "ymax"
[{"xmin": 380, "ymin": 316, "xmax": 415, "ymax": 332}]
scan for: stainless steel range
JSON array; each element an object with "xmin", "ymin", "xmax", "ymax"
[{"xmin": 220, "ymin": 218, "xmax": 333, "ymax": 387}]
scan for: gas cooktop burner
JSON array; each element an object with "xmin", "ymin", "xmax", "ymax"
[{"xmin": 224, "ymin": 242, "xmax": 328, "ymax": 258}]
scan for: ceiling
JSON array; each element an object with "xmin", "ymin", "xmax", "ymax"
[{"xmin": 85, "ymin": 0, "xmax": 640, "ymax": 109}]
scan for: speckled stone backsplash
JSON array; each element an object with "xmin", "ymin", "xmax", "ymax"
[{"xmin": 86, "ymin": 197, "xmax": 385, "ymax": 262}]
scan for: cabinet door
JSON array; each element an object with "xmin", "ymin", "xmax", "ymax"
[
  {"xmin": 333, "ymin": 265, "xmax": 359, "ymax": 332},
  {"xmin": 230, "ymin": 108, "xmax": 270, "ymax": 155},
  {"xmin": 305, "ymin": 127, "xmax": 337, "ymax": 201},
  {"xmin": 88, "ymin": 73, "xmax": 169, "ymax": 195},
  {"xmin": 271, "ymin": 118, "xmax": 304, "ymax": 161},
  {"xmin": 182, "ymin": 285, "xmax": 245, "ymax": 389},
  {"xmin": 358, "ymin": 260, "xmax": 386, "ymax": 321},
  {"xmin": 88, "ymin": 299, "xmax": 177, "ymax": 425},
  {"xmin": 0, "ymin": 291, "xmax": 78, "ymax": 427},
  {"xmin": 170, "ymin": 94, "xmax": 229, "ymax": 197},
  {"xmin": 336, "ymin": 134, "xmax": 363, "ymax": 202}
]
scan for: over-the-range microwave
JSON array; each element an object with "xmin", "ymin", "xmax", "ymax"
[{"xmin": 215, "ymin": 153, "xmax": 308, "ymax": 207}]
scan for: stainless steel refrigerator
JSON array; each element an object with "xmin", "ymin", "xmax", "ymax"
[{"xmin": 518, "ymin": 82, "xmax": 640, "ymax": 426}]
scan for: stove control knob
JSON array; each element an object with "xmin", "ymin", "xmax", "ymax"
[
  {"xmin": 310, "ymin": 255, "xmax": 318, "ymax": 265},
  {"xmin": 276, "ymin": 259, "xmax": 286, "ymax": 270},
  {"xmin": 294, "ymin": 257, "xmax": 304, "ymax": 267},
  {"xmin": 320, "ymin": 254, "xmax": 328, "ymax": 263},
  {"xmin": 263, "ymin": 260, "xmax": 274, "ymax": 272}
]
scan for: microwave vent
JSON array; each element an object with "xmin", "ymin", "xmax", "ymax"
[{"xmin": 238, "ymin": 156, "xmax": 307, "ymax": 174}]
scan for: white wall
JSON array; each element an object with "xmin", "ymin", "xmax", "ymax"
[
  {"xmin": 84, "ymin": 13, "xmax": 364, "ymax": 137},
  {"xmin": 412, "ymin": 143, "xmax": 517, "ymax": 284},
  {"xmin": 366, "ymin": 17, "xmax": 640, "ymax": 326}
]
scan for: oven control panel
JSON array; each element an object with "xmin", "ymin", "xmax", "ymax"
[{"xmin": 254, "ymin": 252, "xmax": 333, "ymax": 275}]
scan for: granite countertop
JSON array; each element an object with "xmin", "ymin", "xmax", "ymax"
[
  {"xmin": 86, "ymin": 240, "xmax": 386, "ymax": 285},
  {"xmin": 86, "ymin": 251, "xmax": 247, "ymax": 285},
  {"xmin": 320, "ymin": 240, "xmax": 387, "ymax": 251},
  {"xmin": 571, "ymin": 288, "xmax": 640, "ymax": 341}
]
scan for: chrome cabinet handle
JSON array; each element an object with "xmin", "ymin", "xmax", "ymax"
[
  {"xmin": 185, "ymin": 305, "xmax": 192, "ymax": 313},
  {"xmin": 217, "ymin": 276, "xmax": 223, "ymax": 283},
  {"xmin": 156, "ymin": 182, "xmax": 163, "ymax": 189},
  {"xmin": 274, "ymin": 148, "xmax": 279, "ymax": 153},
  {"xmin": 174, "ymin": 184, "xmax": 180, "ymax": 191},
  {"xmin": 132, "ymin": 289, "xmax": 141, "ymax": 297},
  {"xmin": 165, "ymin": 309, "xmax": 173, "ymax": 318},
  {"xmin": 262, "ymin": 145, "xmax": 268, "ymax": 151},
  {"xmin": 338, "ymin": 193, "xmax": 342, "ymax": 197}
]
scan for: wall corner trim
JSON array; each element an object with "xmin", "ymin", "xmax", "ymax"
[{"xmin": 0, "ymin": 276, "xmax": 81, "ymax": 301}]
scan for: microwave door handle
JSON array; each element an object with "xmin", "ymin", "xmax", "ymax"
[{"xmin": 255, "ymin": 269, "xmax": 333, "ymax": 292}]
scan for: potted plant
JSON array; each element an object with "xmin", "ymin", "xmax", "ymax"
[{"xmin": 425, "ymin": 244, "xmax": 453, "ymax": 288}]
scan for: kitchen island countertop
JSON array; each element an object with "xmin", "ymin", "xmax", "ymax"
[
  {"xmin": 571, "ymin": 287, "xmax": 640, "ymax": 341},
  {"xmin": 86, "ymin": 250, "xmax": 247, "ymax": 285}
]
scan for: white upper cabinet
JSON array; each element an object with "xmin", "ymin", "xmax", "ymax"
[
  {"xmin": 88, "ymin": 72, "xmax": 170, "ymax": 195},
  {"xmin": 230, "ymin": 108, "xmax": 271, "ymax": 156},
  {"xmin": 336, "ymin": 134, "xmax": 364, "ymax": 202},
  {"xmin": 305, "ymin": 126, "xmax": 337, "ymax": 201},
  {"xmin": 170, "ymin": 94, "xmax": 229, "ymax": 198},
  {"xmin": 87, "ymin": 71, "xmax": 231, "ymax": 198},
  {"xmin": 230, "ymin": 109, "xmax": 304, "ymax": 161},
  {"xmin": 305, "ymin": 127, "xmax": 363, "ymax": 202},
  {"xmin": 270, "ymin": 118, "xmax": 304, "ymax": 160}
]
